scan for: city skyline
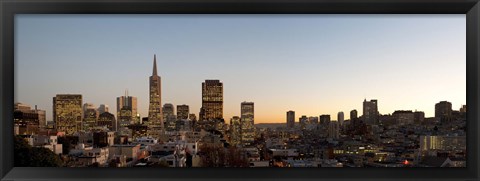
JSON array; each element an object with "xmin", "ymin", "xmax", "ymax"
[{"xmin": 15, "ymin": 15, "xmax": 466, "ymax": 123}]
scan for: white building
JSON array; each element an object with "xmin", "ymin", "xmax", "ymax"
[{"xmin": 26, "ymin": 135, "xmax": 63, "ymax": 155}]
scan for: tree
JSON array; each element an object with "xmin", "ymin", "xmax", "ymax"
[
  {"xmin": 199, "ymin": 144, "xmax": 249, "ymax": 167},
  {"xmin": 14, "ymin": 136, "xmax": 62, "ymax": 167}
]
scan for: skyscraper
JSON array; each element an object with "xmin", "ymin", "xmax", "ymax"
[
  {"xmin": 117, "ymin": 90, "xmax": 140, "ymax": 123},
  {"xmin": 97, "ymin": 104, "xmax": 109, "ymax": 114},
  {"xmin": 177, "ymin": 104, "xmax": 190, "ymax": 120},
  {"xmin": 97, "ymin": 112, "xmax": 116, "ymax": 131},
  {"xmin": 148, "ymin": 54, "xmax": 163, "ymax": 136},
  {"xmin": 116, "ymin": 90, "xmax": 137, "ymax": 120},
  {"xmin": 229, "ymin": 116, "xmax": 242, "ymax": 147},
  {"xmin": 163, "ymin": 103, "xmax": 176, "ymax": 131},
  {"xmin": 363, "ymin": 99, "xmax": 379, "ymax": 125},
  {"xmin": 435, "ymin": 101, "xmax": 452, "ymax": 122},
  {"xmin": 337, "ymin": 112, "xmax": 344, "ymax": 126},
  {"xmin": 286, "ymin": 110, "xmax": 295, "ymax": 129},
  {"xmin": 350, "ymin": 109, "xmax": 358, "ymax": 120},
  {"xmin": 240, "ymin": 102, "xmax": 255, "ymax": 146},
  {"xmin": 53, "ymin": 94, "xmax": 82, "ymax": 135},
  {"xmin": 83, "ymin": 103, "xmax": 98, "ymax": 131},
  {"xmin": 201, "ymin": 80, "xmax": 223, "ymax": 120}
]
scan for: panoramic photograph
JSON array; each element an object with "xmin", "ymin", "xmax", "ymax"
[{"xmin": 14, "ymin": 14, "xmax": 466, "ymax": 167}]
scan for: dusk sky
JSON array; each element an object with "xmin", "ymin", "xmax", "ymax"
[{"xmin": 15, "ymin": 15, "xmax": 466, "ymax": 123}]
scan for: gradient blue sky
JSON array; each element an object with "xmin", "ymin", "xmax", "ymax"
[{"xmin": 15, "ymin": 15, "xmax": 466, "ymax": 123}]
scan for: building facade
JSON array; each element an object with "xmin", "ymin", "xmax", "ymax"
[
  {"xmin": 363, "ymin": 99, "xmax": 379, "ymax": 125},
  {"xmin": 435, "ymin": 101, "xmax": 452, "ymax": 122},
  {"xmin": 148, "ymin": 54, "xmax": 163, "ymax": 136},
  {"xmin": 163, "ymin": 103, "xmax": 176, "ymax": 131},
  {"xmin": 201, "ymin": 80, "xmax": 223, "ymax": 120},
  {"xmin": 229, "ymin": 116, "xmax": 242, "ymax": 146},
  {"xmin": 97, "ymin": 112, "xmax": 116, "ymax": 131},
  {"xmin": 83, "ymin": 103, "xmax": 98, "ymax": 131},
  {"xmin": 116, "ymin": 91, "xmax": 137, "ymax": 123},
  {"xmin": 97, "ymin": 104, "xmax": 109, "ymax": 114},
  {"xmin": 337, "ymin": 112, "xmax": 344, "ymax": 126},
  {"xmin": 14, "ymin": 103, "xmax": 40, "ymax": 135},
  {"xmin": 392, "ymin": 110, "xmax": 414, "ymax": 126},
  {"xmin": 350, "ymin": 109, "xmax": 358, "ymax": 120},
  {"xmin": 241, "ymin": 102, "xmax": 255, "ymax": 146},
  {"xmin": 53, "ymin": 94, "xmax": 83, "ymax": 135},
  {"xmin": 177, "ymin": 104, "xmax": 189, "ymax": 120},
  {"xmin": 286, "ymin": 110, "xmax": 295, "ymax": 129}
]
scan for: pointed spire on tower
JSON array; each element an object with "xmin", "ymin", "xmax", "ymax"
[{"xmin": 153, "ymin": 54, "xmax": 158, "ymax": 76}]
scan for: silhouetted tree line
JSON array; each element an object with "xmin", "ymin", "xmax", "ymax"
[
  {"xmin": 14, "ymin": 136, "xmax": 62, "ymax": 167},
  {"xmin": 199, "ymin": 144, "xmax": 249, "ymax": 167}
]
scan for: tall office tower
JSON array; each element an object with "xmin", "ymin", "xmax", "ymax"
[
  {"xmin": 97, "ymin": 112, "xmax": 116, "ymax": 131},
  {"xmin": 350, "ymin": 109, "xmax": 358, "ymax": 119},
  {"xmin": 116, "ymin": 90, "xmax": 137, "ymax": 120},
  {"xmin": 162, "ymin": 103, "xmax": 175, "ymax": 118},
  {"xmin": 328, "ymin": 121, "xmax": 340, "ymax": 139},
  {"xmin": 118, "ymin": 106, "xmax": 133, "ymax": 136},
  {"xmin": 83, "ymin": 103, "xmax": 98, "ymax": 131},
  {"xmin": 286, "ymin": 110, "xmax": 295, "ymax": 129},
  {"xmin": 299, "ymin": 115, "xmax": 308, "ymax": 129},
  {"xmin": 13, "ymin": 103, "xmax": 40, "ymax": 134},
  {"xmin": 363, "ymin": 99, "xmax": 379, "ymax": 125},
  {"xmin": 97, "ymin": 104, "xmax": 109, "ymax": 114},
  {"xmin": 202, "ymin": 80, "xmax": 223, "ymax": 120},
  {"xmin": 229, "ymin": 116, "xmax": 242, "ymax": 147},
  {"xmin": 435, "ymin": 101, "xmax": 452, "ymax": 122},
  {"xmin": 177, "ymin": 104, "xmax": 189, "ymax": 120},
  {"xmin": 148, "ymin": 54, "xmax": 163, "ymax": 136},
  {"xmin": 163, "ymin": 103, "xmax": 176, "ymax": 131},
  {"xmin": 319, "ymin": 114, "xmax": 331, "ymax": 125},
  {"xmin": 337, "ymin": 112, "xmax": 344, "ymax": 126},
  {"xmin": 34, "ymin": 105, "xmax": 46, "ymax": 129},
  {"xmin": 240, "ymin": 102, "xmax": 255, "ymax": 146},
  {"xmin": 53, "ymin": 94, "xmax": 82, "ymax": 135}
]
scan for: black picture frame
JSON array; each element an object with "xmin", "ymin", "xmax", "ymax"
[{"xmin": 1, "ymin": 0, "xmax": 479, "ymax": 180}]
